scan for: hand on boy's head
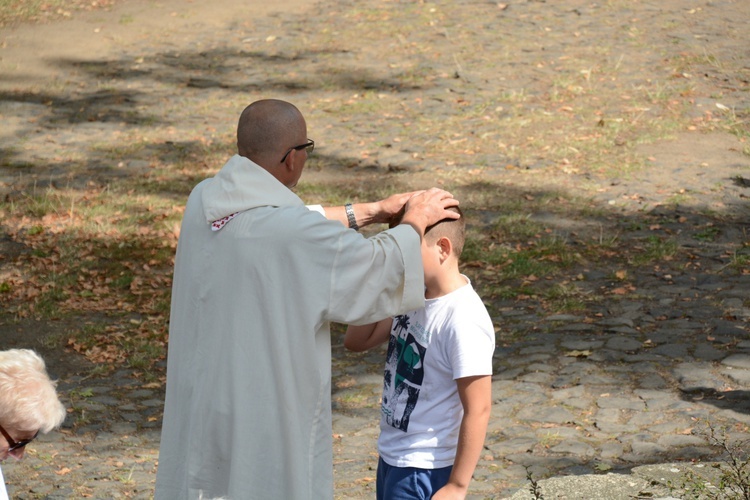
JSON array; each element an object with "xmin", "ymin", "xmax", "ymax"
[
  {"xmin": 382, "ymin": 191, "xmax": 421, "ymax": 214},
  {"xmin": 379, "ymin": 191, "xmax": 421, "ymax": 226},
  {"xmin": 388, "ymin": 209, "xmax": 405, "ymax": 229},
  {"xmin": 406, "ymin": 188, "xmax": 459, "ymax": 218}
]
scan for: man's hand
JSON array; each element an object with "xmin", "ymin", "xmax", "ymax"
[
  {"xmin": 320, "ymin": 189, "xmax": 456, "ymax": 233},
  {"xmin": 373, "ymin": 191, "xmax": 421, "ymax": 225},
  {"xmin": 399, "ymin": 188, "xmax": 459, "ymax": 239}
]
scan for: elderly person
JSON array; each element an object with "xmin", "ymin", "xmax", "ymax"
[
  {"xmin": 0, "ymin": 349, "xmax": 66, "ymax": 499},
  {"xmin": 155, "ymin": 99, "xmax": 459, "ymax": 499}
]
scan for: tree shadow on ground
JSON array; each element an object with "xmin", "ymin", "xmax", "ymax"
[{"xmin": 681, "ymin": 387, "xmax": 750, "ymax": 414}]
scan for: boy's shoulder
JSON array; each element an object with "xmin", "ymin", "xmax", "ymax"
[
  {"xmin": 448, "ymin": 280, "xmax": 489, "ymax": 311},
  {"xmin": 436, "ymin": 284, "xmax": 493, "ymax": 332}
]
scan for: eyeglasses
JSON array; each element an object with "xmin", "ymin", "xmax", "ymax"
[
  {"xmin": 280, "ymin": 139, "xmax": 314, "ymax": 163},
  {"xmin": 0, "ymin": 422, "xmax": 38, "ymax": 453}
]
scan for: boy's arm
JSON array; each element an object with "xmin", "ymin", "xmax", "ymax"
[
  {"xmin": 344, "ymin": 318, "xmax": 392, "ymax": 352},
  {"xmin": 432, "ymin": 375, "xmax": 492, "ymax": 500}
]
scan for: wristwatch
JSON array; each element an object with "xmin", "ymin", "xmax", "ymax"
[{"xmin": 345, "ymin": 203, "xmax": 359, "ymax": 231}]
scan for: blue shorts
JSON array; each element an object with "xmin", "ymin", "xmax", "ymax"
[{"xmin": 376, "ymin": 457, "xmax": 454, "ymax": 500}]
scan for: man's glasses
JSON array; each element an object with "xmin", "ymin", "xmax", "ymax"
[
  {"xmin": 0, "ymin": 422, "xmax": 38, "ymax": 452},
  {"xmin": 280, "ymin": 139, "xmax": 314, "ymax": 163}
]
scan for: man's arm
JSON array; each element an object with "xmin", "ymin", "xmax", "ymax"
[
  {"xmin": 344, "ymin": 318, "xmax": 392, "ymax": 352},
  {"xmin": 322, "ymin": 188, "xmax": 459, "ymax": 237},
  {"xmin": 432, "ymin": 375, "xmax": 492, "ymax": 500},
  {"xmin": 322, "ymin": 192, "xmax": 418, "ymax": 229}
]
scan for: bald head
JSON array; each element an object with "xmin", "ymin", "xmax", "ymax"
[{"xmin": 237, "ymin": 99, "xmax": 307, "ymax": 168}]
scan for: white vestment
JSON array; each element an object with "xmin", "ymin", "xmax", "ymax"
[
  {"xmin": 155, "ymin": 155, "xmax": 424, "ymax": 500},
  {"xmin": 0, "ymin": 466, "xmax": 9, "ymax": 500}
]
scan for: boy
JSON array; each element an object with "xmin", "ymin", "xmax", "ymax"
[{"xmin": 345, "ymin": 206, "xmax": 494, "ymax": 500}]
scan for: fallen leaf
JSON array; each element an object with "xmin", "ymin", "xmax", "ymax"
[{"xmin": 565, "ymin": 350, "xmax": 592, "ymax": 358}]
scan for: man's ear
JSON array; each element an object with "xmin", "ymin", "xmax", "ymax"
[
  {"xmin": 278, "ymin": 149, "xmax": 298, "ymax": 183},
  {"xmin": 282, "ymin": 148, "xmax": 295, "ymax": 170}
]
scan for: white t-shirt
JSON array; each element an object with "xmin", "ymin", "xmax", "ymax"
[{"xmin": 378, "ymin": 278, "xmax": 495, "ymax": 469}]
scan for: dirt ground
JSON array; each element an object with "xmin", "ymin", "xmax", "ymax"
[
  {"xmin": 2, "ymin": 0, "xmax": 748, "ymax": 371},
  {"xmin": 1, "ymin": 0, "xmax": 749, "ymax": 497}
]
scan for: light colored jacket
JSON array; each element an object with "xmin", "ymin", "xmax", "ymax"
[{"xmin": 155, "ymin": 155, "xmax": 423, "ymax": 499}]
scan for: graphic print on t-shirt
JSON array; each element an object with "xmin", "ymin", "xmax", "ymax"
[{"xmin": 381, "ymin": 313, "xmax": 430, "ymax": 432}]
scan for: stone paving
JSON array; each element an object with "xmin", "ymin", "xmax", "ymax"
[
  {"xmin": 331, "ymin": 250, "xmax": 750, "ymax": 499},
  {"xmin": 4, "ymin": 226, "xmax": 750, "ymax": 499}
]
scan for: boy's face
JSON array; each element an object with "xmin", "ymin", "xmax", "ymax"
[{"xmin": 420, "ymin": 236, "xmax": 441, "ymax": 283}]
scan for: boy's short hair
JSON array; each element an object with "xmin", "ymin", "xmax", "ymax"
[
  {"xmin": 424, "ymin": 205, "xmax": 465, "ymax": 258},
  {"xmin": 389, "ymin": 204, "xmax": 465, "ymax": 258}
]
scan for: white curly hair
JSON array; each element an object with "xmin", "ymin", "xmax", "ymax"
[{"xmin": 0, "ymin": 349, "xmax": 66, "ymax": 433}]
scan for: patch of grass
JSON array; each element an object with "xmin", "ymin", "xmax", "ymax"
[
  {"xmin": 668, "ymin": 421, "xmax": 750, "ymax": 499},
  {"xmin": 112, "ymin": 272, "xmax": 135, "ymax": 290},
  {"xmin": 91, "ymin": 142, "xmax": 147, "ymax": 160},
  {"xmin": 69, "ymin": 387, "xmax": 94, "ymax": 399},
  {"xmin": 334, "ymin": 388, "xmax": 379, "ymax": 410},
  {"xmin": 694, "ymin": 225, "xmax": 721, "ymax": 242},
  {"xmin": 670, "ymin": 50, "xmax": 726, "ymax": 75},
  {"xmin": 494, "ymin": 214, "xmax": 545, "ymax": 241},
  {"xmin": 504, "ymin": 252, "xmax": 557, "ymax": 280},
  {"xmin": 296, "ymin": 179, "xmax": 416, "ymax": 209},
  {"xmin": 16, "ymin": 188, "xmax": 65, "ymax": 218},
  {"xmin": 27, "ymin": 225, "xmax": 45, "ymax": 235},
  {"xmin": 65, "ymin": 315, "xmax": 168, "ymax": 372},
  {"xmin": 717, "ymin": 106, "xmax": 750, "ymax": 143},
  {"xmin": 65, "ymin": 386, "xmax": 95, "ymax": 428},
  {"xmin": 722, "ymin": 250, "xmax": 750, "ymax": 275},
  {"xmin": 542, "ymin": 283, "xmax": 588, "ymax": 313},
  {"xmin": 87, "ymin": 364, "xmax": 112, "ymax": 378},
  {"xmin": 38, "ymin": 332, "xmax": 66, "ymax": 350},
  {"xmin": 33, "ymin": 288, "xmax": 67, "ymax": 318},
  {"xmin": 594, "ymin": 462, "xmax": 614, "ymax": 473},
  {"xmin": 630, "ymin": 235, "xmax": 679, "ymax": 266},
  {"xmin": 461, "ymin": 237, "xmax": 508, "ymax": 267},
  {"xmin": 69, "ymin": 322, "xmax": 108, "ymax": 346},
  {"xmin": 127, "ymin": 343, "xmax": 163, "ymax": 371},
  {"xmin": 0, "ymin": 0, "xmax": 119, "ymax": 27},
  {"xmin": 537, "ymin": 430, "xmax": 564, "ymax": 448},
  {"xmin": 641, "ymin": 81, "xmax": 677, "ymax": 104}
]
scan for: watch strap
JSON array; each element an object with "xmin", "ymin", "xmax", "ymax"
[{"xmin": 345, "ymin": 203, "xmax": 359, "ymax": 231}]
